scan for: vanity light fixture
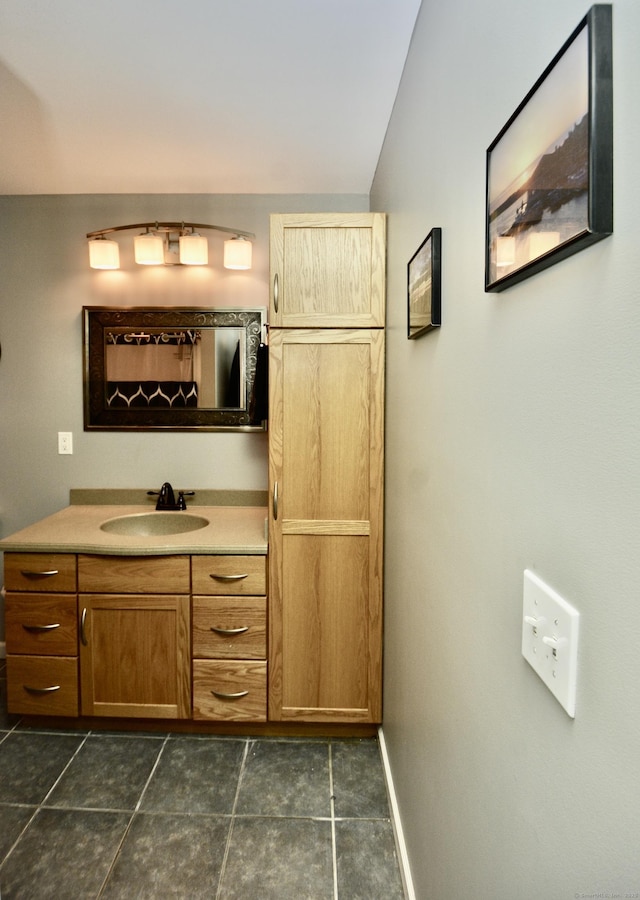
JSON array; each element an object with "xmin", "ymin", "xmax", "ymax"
[
  {"xmin": 86, "ymin": 221, "xmax": 255, "ymax": 270},
  {"xmin": 223, "ymin": 236, "xmax": 252, "ymax": 270},
  {"xmin": 88, "ymin": 236, "xmax": 120, "ymax": 270}
]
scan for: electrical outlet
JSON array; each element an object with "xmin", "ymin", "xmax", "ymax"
[
  {"xmin": 522, "ymin": 569, "xmax": 580, "ymax": 717},
  {"xmin": 58, "ymin": 432, "xmax": 73, "ymax": 454}
]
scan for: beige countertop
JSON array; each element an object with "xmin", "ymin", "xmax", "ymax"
[{"xmin": 0, "ymin": 505, "xmax": 268, "ymax": 556}]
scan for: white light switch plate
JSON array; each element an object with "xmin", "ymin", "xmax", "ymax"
[{"xmin": 522, "ymin": 569, "xmax": 579, "ymax": 717}]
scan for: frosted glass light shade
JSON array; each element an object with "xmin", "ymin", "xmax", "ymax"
[
  {"xmin": 89, "ymin": 239, "xmax": 120, "ymax": 269},
  {"xmin": 134, "ymin": 233, "xmax": 165, "ymax": 265},
  {"xmin": 224, "ymin": 237, "xmax": 252, "ymax": 270},
  {"xmin": 179, "ymin": 233, "xmax": 208, "ymax": 265}
]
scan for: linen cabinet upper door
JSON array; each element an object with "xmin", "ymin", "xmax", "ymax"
[{"xmin": 269, "ymin": 213, "xmax": 386, "ymax": 328}]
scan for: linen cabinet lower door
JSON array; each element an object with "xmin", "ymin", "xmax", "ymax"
[
  {"xmin": 79, "ymin": 594, "xmax": 191, "ymax": 719},
  {"xmin": 271, "ymin": 533, "xmax": 380, "ymax": 723}
]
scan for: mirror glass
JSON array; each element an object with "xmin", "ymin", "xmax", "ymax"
[{"xmin": 83, "ymin": 307, "xmax": 266, "ymax": 431}]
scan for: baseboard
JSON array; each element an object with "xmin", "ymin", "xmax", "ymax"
[{"xmin": 378, "ymin": 726, "xmax": 416, "ymax": 900}]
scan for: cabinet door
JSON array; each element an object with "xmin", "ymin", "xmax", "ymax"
[
  {"xmin": 79, "ymin": 594, "xmax": 190, "ymax": 718},
  {"xmin": 269, "ymin": 213, "xmax": 386, "ymax": 328},
  {"xmin": 268, "ymin": 329, "xmax": 384, "ymax": 722}
]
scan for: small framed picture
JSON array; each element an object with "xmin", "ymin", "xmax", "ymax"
[
  {"xmin": 485, "ymin": 4, "xmax": 612, "ymax": 292},
  {"xmin": 408, "ymin": 227, "xmax": 441, "ymax": 339}
]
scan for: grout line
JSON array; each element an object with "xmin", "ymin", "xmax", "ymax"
[
  {"xmin": 40, "ymin": 732, "xmax": 90, "ymax": 806},
  {"xmin": 133, "ymin": 734, "xmax": 171, "ymax": 812},
  {"xmin": 377, "ymin": 727, "xmax": 416, "ymax": 900},
  {"xmin": 328, "ymin": 739, "xmax": 339, "ymax": 900},
  {"xmin": 96, "ymin": 734, "xmax": 171, "ymax": 898},
  {"xmin": 0, "ymin": 805, "xmax": 40, "ymax": 870},
  {"xmin": 215, "ymin": 736, "xmax": 251, "ymax": 900}
]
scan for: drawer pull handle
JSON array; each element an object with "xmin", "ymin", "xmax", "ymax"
[
  {"xmin": 20, "ymin": 569, "xmax": 59, "ymax": 579},
  {"xmin": 22, "ymin": 623, "xmax": 61, "ymax": 633},
  {"xmin": 273, "ymin": 481, "xmax": 278, "ymax": 520},
  {"xmin": 273, "ymin": 272, "xmax": 279, "ymax": 314},
  {"xmin": 211, "ymin": 689, "xmax": 249, "ymax": 700},
  {"xmin": 24, "ymin": 684, "xmax": 61, "ymax": 695},
  {"xmin": 80, "ymin": 608, "xmax": 88, "ymax": 646},
  {"xmin": 208, "ymin": 573, "xmax": 248, "ymax": 582},
  {"xmin": 210, "ymin": 625, "xmax": 250, "ymax": 635}
]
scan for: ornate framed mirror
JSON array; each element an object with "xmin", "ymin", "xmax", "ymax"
[{"xmin": 83, "ymin": 307, "xmax": 267, "ymax": 431}]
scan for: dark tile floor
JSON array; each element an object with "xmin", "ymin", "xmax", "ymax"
[{"xmin": 0, "ymin": 660, "xmax": 405, "ymax": 899}]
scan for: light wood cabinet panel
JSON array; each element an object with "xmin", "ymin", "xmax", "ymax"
[
  {"xmin": 191, "ymin": 555, "xmax": 266, "ymax": 596},
  {"xmin": 193, "ymin": 596, "xmax": 266, "ymax": 659},
  {"xmin": 79, "ymin": 593, "xmax": 191, "ymax": 719},
  {"xmin": 269, "ymin": 213, "xmax": 386, "ymax": 328},
  {"xmin": 268, "ymin": 328, "xmax": 384, "ymax": 723},
  {"xmin": 5, "ymin": 594, "xmax": 78, "ymax": 656},
  {"xmin": 7, "ymin": 655, "xmax": 79, "ymax": 717},
  {"xmin": 193, "ymin": 660, "xmax": 267, "ymax": 722},
  {"xmin": 4, "ymin": 552, "xmax": 77, "ymax": 592},
  {"xmin": 78, "ymin": 554, "xmax": 190, "ymax": 594}
]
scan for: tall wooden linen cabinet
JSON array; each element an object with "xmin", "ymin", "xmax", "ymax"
[{"xmin": 268, "ymin": 213, "xmax": 386, "ymax": 723}]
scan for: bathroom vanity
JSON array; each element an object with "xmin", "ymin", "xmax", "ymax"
[{"xmin": 2, "ymin": 499, "xmax": 273, "ymax": 730}]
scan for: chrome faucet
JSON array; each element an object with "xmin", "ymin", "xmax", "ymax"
[{"xmin": 148, "ymin": 482, "xmax": 194, "ymax": 511}]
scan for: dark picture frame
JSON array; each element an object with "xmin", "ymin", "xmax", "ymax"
[
  {"xmin": 408, "ymin": 227, "xmax": 442, "ymax": 338},
  {"xmin": 485, "ymin": 4, "xmax": 612, "ymax": 293}
]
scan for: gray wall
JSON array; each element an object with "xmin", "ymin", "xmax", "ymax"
[
  {"xmin": 372, "ymin": 0, "xmax": 640, "ymax": 897},
  {"xmin": 0, "ymin": 192, "xmax": 368, "ymax": 634}
]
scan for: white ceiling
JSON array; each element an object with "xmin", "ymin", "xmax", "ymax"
[{"xmin": 0, "ymin": 0, "xmax": 421, "ymax": 195}]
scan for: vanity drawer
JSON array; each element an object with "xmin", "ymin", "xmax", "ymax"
[
  {"xmin": 193, "ymin": 597, "xmax": 266, "ymax": 659},
  {"xmin": 6, "ymin": 655, "xmax": 79, "ymax": 717},
  {"xmin": 191, "ymin": 555, "xmax": 266, "ymax": 596},
  {"xmin": 5, "ymin": 594, "xmax": 78, "ymax": 655},
  {"xmin": 4, "ymin": 553, "xmax": 77, "ymax": 592},
  {"xmin": 78, "ymin": 555, "xmax": 190, "ymax": 593},
  {"xmin": 193, "ymin": 660, "xmax": 267, "ymax": 722}
]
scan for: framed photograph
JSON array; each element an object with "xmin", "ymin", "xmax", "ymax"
[
  {"xmin": 485, "ymin": 4, "xmax": 612, "ymax": 293},
  {"xmin": 408, "ymin": 227, "xmax": 441, "ymax": 338}
]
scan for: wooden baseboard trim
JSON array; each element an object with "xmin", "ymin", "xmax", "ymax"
[{"xmin": 378, "ymin": 726, "xmax": 416, "ymax": 900}]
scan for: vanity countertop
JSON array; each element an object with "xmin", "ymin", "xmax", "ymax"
[{"xmin": 0, "ymin": 505, "xmax": 268, "ymax": 556}]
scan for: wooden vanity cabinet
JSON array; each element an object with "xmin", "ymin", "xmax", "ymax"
[
  {"xmin": 78, "ymin": 555, "xmax": 191, "ymax": 719},
  {"xmin": 268, "ymin": 213, "xmax": 386, "ymax": 724},
  {"xmin": 192, "ymin": 555, "xmax": 267, "ymax": 722},
  {"xmin": 4, "ymin": 552, "xmax": 79, "ymax": 716}
]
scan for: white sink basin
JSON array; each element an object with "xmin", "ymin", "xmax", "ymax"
[{"xmin": 100, "ymin": 512, "xmax": 209, "ymax": 536}]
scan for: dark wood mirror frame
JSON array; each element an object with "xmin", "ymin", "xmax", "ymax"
[{"xmin": 83, "ymin": 306, "xmax": 267, "ymax": 431}]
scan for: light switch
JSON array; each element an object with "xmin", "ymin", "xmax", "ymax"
[{"xmin": 521, "ymin": 569, "xmax": 579, "ymax": 717}]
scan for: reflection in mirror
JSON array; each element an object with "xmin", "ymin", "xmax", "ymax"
[{"xmin": 83, "ymin": 307, "xmax": 267, "ymax": 431}]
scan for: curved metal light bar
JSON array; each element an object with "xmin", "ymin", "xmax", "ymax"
[{"xmin": 86, "ymin": 221, "xmax": 255, "ymax": 270}]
